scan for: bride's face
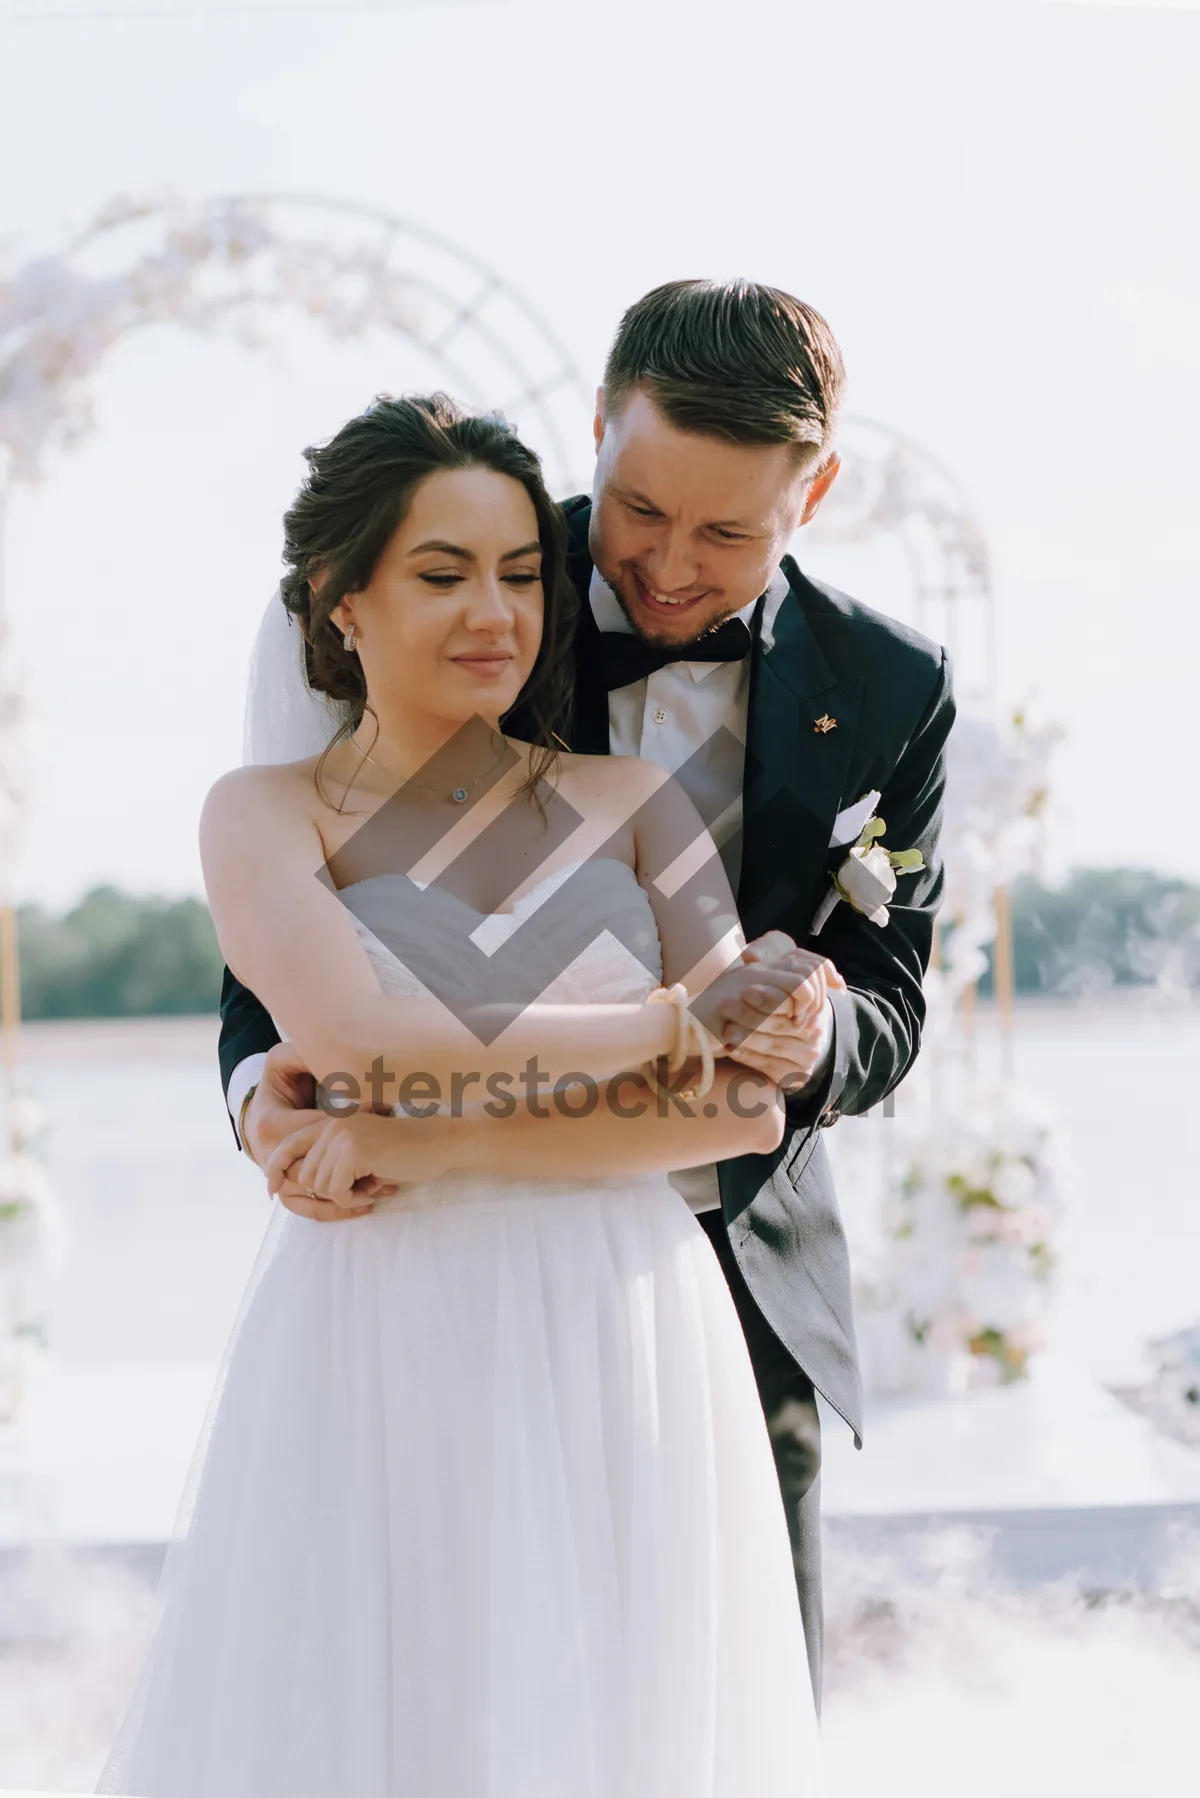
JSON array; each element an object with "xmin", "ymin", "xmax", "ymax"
[{"xmin": 334, "ymin": 466, "xmax": 545, "ymax": 726}]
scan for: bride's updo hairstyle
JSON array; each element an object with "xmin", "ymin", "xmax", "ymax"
[{"xmin": 280, "ymin": 392, "xmax": 576, "ymax": 797}]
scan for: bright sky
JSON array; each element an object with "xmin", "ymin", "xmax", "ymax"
[{"xmin": 0, "ymin": 0, "xmax": 1197, "ymax": 905}]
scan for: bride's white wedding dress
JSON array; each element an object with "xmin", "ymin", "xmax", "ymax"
[{"xmin": 99, "ymin": 860, "xmax": 819, "ymax": 1797}]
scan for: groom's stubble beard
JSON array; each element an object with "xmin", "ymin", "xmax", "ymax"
[
  {"xmin": 587, "ymin": 498, "xmax": 784, "ymax": 648},
  {"xmin": 590, "ymin": 547, "xmax": 753, "ymax": 648}
]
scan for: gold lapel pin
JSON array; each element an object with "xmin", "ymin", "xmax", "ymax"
[{"xmin": 814, "ymin": 714, "xmax": 837, "ymax": 734}]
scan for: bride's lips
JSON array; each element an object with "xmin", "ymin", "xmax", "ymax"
[
  {"xmin": 629, "ymin": 567, "xmax": 710, "ymax": 622},
  {"xmin": 448, "ymin": 653, "xmax": 515, "ymax": 679}
]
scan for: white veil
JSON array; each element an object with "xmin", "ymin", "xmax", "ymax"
[{"xmin": 242, "ymin": 587, "xmax": 354, "ymax": 765}]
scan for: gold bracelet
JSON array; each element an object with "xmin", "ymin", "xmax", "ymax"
[{"xmin": 238, "ymin": 1082, "xmax": 260, "ymax": 1165}]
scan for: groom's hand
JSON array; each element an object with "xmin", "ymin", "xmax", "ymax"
[
  {"xmin": 242, "ymin": 1042, "xmax": 322, "ymax": 1168},
  {"xmin": 717, "ymin": 932, "xmax": 845, "ymax": 1093}
]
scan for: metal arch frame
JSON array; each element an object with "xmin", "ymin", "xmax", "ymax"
[
  {"xmin": 64, "ymin": 191, "xmax": 596, "ymax": 496},
  {"xmin": 817, "ymin": 412, "xmax": 1014, "ymax": 1063},
  {"xmin": 822, "ymin": 413, "xmax": 999, "ymax": 701},
  {"xmin": 1, "ymin": 191, "xmax": 597, "ymax": 1144}
]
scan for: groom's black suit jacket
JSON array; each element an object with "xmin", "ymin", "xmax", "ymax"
[{"xmin": 218, "ymin": 496, "xmax": 955, "ymax": 1446}]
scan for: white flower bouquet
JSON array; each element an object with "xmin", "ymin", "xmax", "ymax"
[{"xmin": 856, "ymin": 1085, "xmax": 1067, "ymax": 1397}]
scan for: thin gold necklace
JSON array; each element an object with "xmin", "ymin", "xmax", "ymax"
[{"xmin": 347, "ymin": 731, "xmax": 510, "ymax": 804}]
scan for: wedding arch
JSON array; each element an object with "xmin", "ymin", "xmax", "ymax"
[
  {"xmin": 815, "ymin": 415, "xmax": 997, "ymax": 698},
  {"xmin": 0, "ymin": 191, "xmax": 593, "ymax": 1412},
  {"xmin": 813, "ymin": 420, "xmax": 1067, "ymax": 1398},
  {"xmin": 814, "ymin": 417, "xmax": 1061, "ymax": 1036},
  {"xmin": 0, "ymin": 204, "xmax": 1064, "ymax": 1408}
]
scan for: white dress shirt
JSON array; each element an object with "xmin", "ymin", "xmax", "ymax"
[
  {"xmin": 588, "ymin": 569, "xmax": 832, "ymax": 1212},
  {"xmin": 229, "ymin": 566, "xmax": 834, "ymax": 1206}
]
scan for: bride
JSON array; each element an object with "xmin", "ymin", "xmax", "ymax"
[{"xmin": 99, "ymin": 393, "xmax": 825, "ymax": 1797}]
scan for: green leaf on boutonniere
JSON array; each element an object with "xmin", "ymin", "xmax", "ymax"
[
  {"xmin": 888, "ymin": 848, "xmax": 925, "ymax": 872},
  {"xmin": 856, "ymin": 816, "xmax": 887, "ymax": 846}
]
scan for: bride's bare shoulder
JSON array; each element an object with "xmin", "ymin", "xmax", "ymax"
[
  {"xmin": 555, "ymin": 749, "xmax": 671, "ymax": 807},
  {"xmin": 201, "ymin": 758, "xmax": 324, "ymax": 838}
]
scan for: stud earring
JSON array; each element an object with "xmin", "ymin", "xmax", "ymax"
[{"xmin": 343, "ymin": 623, "xmax": 357, "ymax": 653}]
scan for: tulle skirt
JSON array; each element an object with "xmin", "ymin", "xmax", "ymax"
[{"xmin": 99, "ymin": 1173, "xmax": 820, "ymax": 1797}]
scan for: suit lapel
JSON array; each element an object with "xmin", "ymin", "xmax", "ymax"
[
  {"xmin": 738, "ymin": 562, "xmax": 864, "ymax": 941},
  {"xmin": 569, "ymin": 586, "xmax": 613, "ymax": 756},
  {"xmin": 563, "ymin": 502, "xmax": 611, "ymax": 755}
]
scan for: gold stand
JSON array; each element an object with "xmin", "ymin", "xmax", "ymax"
[
  {"xmin": 992, "ymin": 882, "xmax": 1015, "ymax": 1080},
  {"xmin": 960, "ymin": 976, "xmax": 977, "ymax": 1075}
]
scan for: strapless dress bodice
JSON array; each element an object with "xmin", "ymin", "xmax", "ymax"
[
  {"xmin": 332, "ymin": 858, "xmax": 667, "ymax": 1212},
  {"xmin": 339, "ymin": 856, "xmax": 662, "ymax": 1010}
]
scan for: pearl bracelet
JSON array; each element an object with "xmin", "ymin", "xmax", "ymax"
[{"xmin": 643, "ymin": 983, "xmax": 716, "ymax": 1102}]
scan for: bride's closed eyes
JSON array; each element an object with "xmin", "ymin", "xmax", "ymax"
[
  {"xmin": 404, "ymin": 526, "xmax": 544, "ymax": 593},
  {"xmin": 418, "ymin": 570, "xmax": 542, "ymax": 589}
]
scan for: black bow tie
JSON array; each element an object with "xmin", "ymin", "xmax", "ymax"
[{"xmin": 597, "ymin": 615, "xmax": 753, "ymax": 691}]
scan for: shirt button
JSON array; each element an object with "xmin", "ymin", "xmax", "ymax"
[{"xmin": 652, "ymin": 707, "xmax": 668, "ymax": 724}]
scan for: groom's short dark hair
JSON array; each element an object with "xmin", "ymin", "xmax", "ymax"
[{"xmin": 603, "ymin": 278, "xmax": 844, "ymax": 473}]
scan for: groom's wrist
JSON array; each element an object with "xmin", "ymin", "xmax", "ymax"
[
  {"xmin": 790, "ymin": 996, "xmax": 835, "ymax": 1090},
  {"xmin": 783, "ymin": 997, "xmax": 838, "ymax": 1123},
  {"xmin": 228, "ymin": 1052, "xmax": 269, "ymax": 1153},
  {"xmin": 238, "ymin": 1085, "xmax": 261, "ymax": 1166}
]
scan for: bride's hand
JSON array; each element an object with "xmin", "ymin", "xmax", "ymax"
[
  {"xmin": 271, "ymin": 1163, "xmax": 396, "ymax": 1223},
  {"xmin": 689, "ymin": 957, "xmax": 812, "ymax": 1055},
  {"xmin": 720, "ymin": 945, "xmax": 847, "ymax": 1091},
  {"xmin": 723, "ymin": 939, "xmax": 847, "ymax": 1035},
  {"xmin": 266, "ymin": 1110, "xmax": 447, "ymax": 1207},
  {"xmin": 265, "ymin": 1113, "xmax": 379, "ymax": 1210}
]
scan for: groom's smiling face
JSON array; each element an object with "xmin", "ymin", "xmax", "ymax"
[{"xmin": 589, "ymin": 388, "xmax": 838, "ymax": 646}]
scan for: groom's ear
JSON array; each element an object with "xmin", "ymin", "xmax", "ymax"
[
  {"xmin": 798, "ymin": 452, "xmax": 841, "ymax": 527},
  {"xmin": 593, "ymin": 388, "xmax": 606, "ymax": 455}
]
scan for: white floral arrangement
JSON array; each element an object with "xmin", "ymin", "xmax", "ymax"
[
  {"xmin": 811, "ymin": 434, "xmax": 1073, "ymax": 1403},
  {"xmin": 0, "ymin": 1094, "xmax": 66, "ymax": 1420},
  {"xmin": 855, "ymin": 1085, "xmax": 1068, "ymax": 1398},
  {"xmin": 935, "ymin": 706, "xmax": 1064, "ymax": 1010},
  {"xmin": 0, "ymin": 194, "xmax": 422, "ymax": 485}
]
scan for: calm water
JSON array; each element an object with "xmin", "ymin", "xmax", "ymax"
[{"xmin": 8, "ymin": 997, "xmax": 1200, "ymax": 1386}]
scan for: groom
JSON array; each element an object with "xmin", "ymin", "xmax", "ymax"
[{"xmin": 219, "ymin": 279, "xmax": 955, "ymax": 1704}]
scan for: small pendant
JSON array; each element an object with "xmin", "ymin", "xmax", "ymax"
[{"xmin": 451, "ymin": 787, "xmax": 469, "ymax": 804}]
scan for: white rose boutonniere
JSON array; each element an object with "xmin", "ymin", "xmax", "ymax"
[{"xmin": 814, "ymin": 811, "xmax": 926, "ymax": 933}]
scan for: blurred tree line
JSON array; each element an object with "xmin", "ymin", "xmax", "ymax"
[
  {"xmin": 17, "ymin": 886, "xmax": 224, "ymax": 1018},
  {"xmin": 11, "ymin": 868, "xmax": 1200, "ymax": 1019},
  {"xmin": 975, "ymin": 868, "xmax": 1200, "ymax": 998}
]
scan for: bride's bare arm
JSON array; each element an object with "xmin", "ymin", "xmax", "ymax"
[
  {"xmin": 200, "ymin": 767, "xmax": 681, "ymax": 1094},
  {"xmin": 259, "ymin": 760, "xmax": 797, "ymax": 1203},
  {"xmin": 266, "ymin": 1061, "xmax": 783, "ymax": 1199},
  {"xmin": 457, "ymin": 1062, "xmax": 784, "ymax": 1171}
]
